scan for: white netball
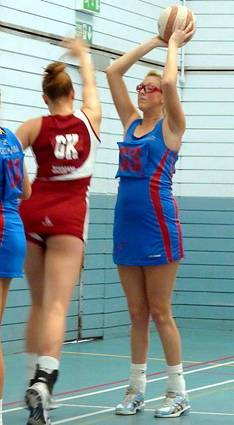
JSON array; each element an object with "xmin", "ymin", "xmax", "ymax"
[{"xmin": 158, "ymin": 4, "xmax": 196, "ymax": 43}]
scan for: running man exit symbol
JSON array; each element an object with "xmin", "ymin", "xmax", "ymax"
[
  {"xmin": 84, "ymin": 0, "xmax": 100, "ymax": 12},
  {"xmin": 76, "ymin": 22, "xmax": 93, "ymax": 44},
  {"xmin": 76, "ymin": 0, "xmax": 100, "ymax": 13}
]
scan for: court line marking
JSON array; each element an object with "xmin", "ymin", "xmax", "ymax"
[
  {"xmin": 57, "ymin": 403, "xmax": 234, "ymax": 416},
  {"xmin": 145, "ymin": 408, "xmax": 234, "ymax": 416},
  {"xmin": 55, "ymin": 404, "xmax": 234, "ymax": 417},
  {"xmin": 57, "ymin": 405, "xmax": 234, "ymax": 416},
  {"xmin": 58, "ymin": 403, "xmax": 112, "ymax": 409},
  {"xmin": 62, "ymin": 351, "xmax": 202, "ymax": 364},
  {"xmin": 3, "ymin": 361, "xmax": 234, "ymax": 414},
  {"xmin": 63, "ymin": 351, "xmax": 234, "ymax": 367},
  {"xmin": 190, "ymin": 411, "xmax": 234, "ymax": 416},
  {"xmin": 52, "ymin": 379, "xmax": 234, "ymax": 424},
  {"xmin": 4, "ymin": 354, "xmax": 234, "ymax": 409},
  {"xmin": 62, "ymin": 351, "xmax": 234, "ymax": 368},
  {"xmin": 55, "ymin": 360, "xmax": 234, "ymax": 403}
]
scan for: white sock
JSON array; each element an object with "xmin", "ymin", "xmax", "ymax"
[
  {"xmin": 25, "ymin": 353, "xmax": 38, "ymax": 382},
  {"xmin": 167, "ymin": 364, "xmax": 186, "ymax": 394},
  {"xmin": 38, "ymin": 356, "xmax": 59, "ymax": 374},
  {"xmin": 0, "ymin": 399, "xmax": 2, "ymax": 425},
  {"xmin": 129, "ymin": 363, "xmax": 147, "ymax": 394}
]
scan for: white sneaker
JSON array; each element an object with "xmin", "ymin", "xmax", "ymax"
[
  {"xmin": 24, "ymin": 393, "xmax": 59, "ymax": 411},
  {"xmin": 115, "ymin": 386, "xmax": 145, "ymax": 415},
  {"xmin": 48, "ymin": 397, "xmax": 59, "ymax": 410},
  {"xmin": 25, "ymin": 382, "xmax": 51, "ymax": 425},
  {"xmin": 154, "ymin": 392, "xmax": 190, "ymax": 418}
]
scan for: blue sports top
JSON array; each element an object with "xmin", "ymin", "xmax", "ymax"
[
  {"xmin": 0, "ymin": 127, "xmax": 24, "ymax": 210},
  {"xmin": 116, "ymin": 118, "xmax": 178, "ymax": 191}
]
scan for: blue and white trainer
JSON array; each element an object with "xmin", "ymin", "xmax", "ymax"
[
  {"xmin": 154, "ymin": 392, "xmax": 190, "ymax": 418},
  {"xmin": 115, "ymin": 386, "xmax": 145, "ymax": 415}
]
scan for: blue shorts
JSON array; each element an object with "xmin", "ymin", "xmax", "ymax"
[{"xmin": 0, "ymin": 209, "xmax": 26, "ymax": 278}]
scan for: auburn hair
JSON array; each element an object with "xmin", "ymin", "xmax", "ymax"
[{"xmin": 42, "ymin": 62, "xmax": 73, "ymax": 100}]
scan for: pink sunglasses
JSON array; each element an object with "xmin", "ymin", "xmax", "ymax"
[{"xmin": 136, "ymin": 83, "xmax": 162, "ymax": 94}]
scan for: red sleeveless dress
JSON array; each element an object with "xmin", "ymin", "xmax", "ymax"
[{"xmin": 20, "ymin": 110, "xmax": 100, "ymax": 245}]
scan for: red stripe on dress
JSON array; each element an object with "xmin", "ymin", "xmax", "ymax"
[
  {"xmin": 0, "ymin": 202, "xmax": 4, "ymax": 246},
  {"xmin": 150, "ymin": 150, "xmax": 173, "ymax": 263},
  {"xmin": 172, "ymin": 197, "xmax": 184, "ymax": 258}
]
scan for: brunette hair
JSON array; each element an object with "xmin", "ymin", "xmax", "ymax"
[{"xmin": 42, "ymin": 62, "xmax": 73, "ymax": 100}]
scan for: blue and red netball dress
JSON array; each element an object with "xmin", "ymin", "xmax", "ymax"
[
  {"xmin": 0, "ymin": 127, "xmax": 26, "ymax": 277},
  {"xmin": 20, "ymin": 110, "xmax": 100, "ymax": 245},
  {"xmin": 113, "ymin": 118, "xmax": 184, "ymax": 266}
]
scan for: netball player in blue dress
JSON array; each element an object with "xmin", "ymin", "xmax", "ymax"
[
  {"xmin": 0, "ymin": 127, "xmax": 31, "ymax": 425},
  {"xmin": 106, "ymin": 22, "xmax": 195, "ymax": 418}
]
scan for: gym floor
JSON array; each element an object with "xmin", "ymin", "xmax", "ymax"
[{"xmin": 3, "ymin": 327, "xmax": 234, "ymax": 424}]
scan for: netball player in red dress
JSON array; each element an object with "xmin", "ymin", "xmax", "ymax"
[{"xmin": 16, "ymin": 38, "xmax": 101, "ymax": 425}]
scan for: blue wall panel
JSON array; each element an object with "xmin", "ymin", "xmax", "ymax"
[{"xmin": 3, "ymin": 194, "xmax": 234, "ymax": 353}]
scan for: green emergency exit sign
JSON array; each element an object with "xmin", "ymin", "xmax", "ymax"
[
  {"xmin": 76, "ymin": 0, "xmax": 100, "ymax": 13},
  {"xmin": 76, "ymin": 21, "xmax": 93, "ymax": 44}
]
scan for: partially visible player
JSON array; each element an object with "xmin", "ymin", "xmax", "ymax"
[
  {"xmin": 16, "ymin": 37, "xmax": 101, "ymax": 425},
  {"xmin": 0, "ymin": 127, "xmax": 31, "ymax": 425}
]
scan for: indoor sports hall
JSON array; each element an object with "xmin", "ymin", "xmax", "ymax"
[{"xmin": 1, "ymin": 0, "xmax": 234, "ymax": 424}]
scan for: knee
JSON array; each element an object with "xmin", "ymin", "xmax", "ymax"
[
  {"xmin": 30, "ymin": 303, "xmax": 43, "ymax": 318},
  {"xmin": 129, "ymin": 306, "xmax": 150, "ymax": 328},
  {"xmin": 49, "ymin": 301, "xmax": 66, "ymax": 316},
  {"xmin": 43, "ymin": 299, "xmax": 66, "ymax": 320},
  {"xmin": 30, "ymin": 291, "xmax": 43, "ymax": 308},
  {"xmin": 150, "ymin": 304, "xmax": 172, "ymax": 327}
]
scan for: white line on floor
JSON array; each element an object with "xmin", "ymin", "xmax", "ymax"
[
  {"xmin": 3, "ymin": 361, "xmax": 234, "ymax": 415},
  {"xmin": 52, "ymin": 379, "xmax": 234, "ymax": 424}
]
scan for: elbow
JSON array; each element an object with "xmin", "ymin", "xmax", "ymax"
[
  {"xmin": 22, "ymin": 186, "xmax": 32, "ymax": 200},
  {"xmin": 105, "ymin": 66, "xmax": 122, "ymax": 79},
  {"xmin": 105, "ymin": 66, "xmax": 113, "ymax": 76},
  {"xmin": 105, "ymin": 67, "xmax": 117, "ymax": 86},
  {"xmin": 105, "ymin": 65, "xmax": 111, "ymax": 74},
  {"xmin": 21, "ymin": 194, "xmax": 30, "ymax": 200},
  {"xmin": 105, "ymin": 67, "xmax": 117, "ymax": 82}
]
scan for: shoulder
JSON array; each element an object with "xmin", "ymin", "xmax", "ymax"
[
  {"xmin": 75, "ymin": 109, "xmax": 101, "ymax": 142},
  {"xmin": 124, "ymin": 117, "xmax": 141, "ymax": 137},
  {"xmin": 21, "ymin": 117, "xmax": 43, "ymax": 130},
  {"xmin": 1, "ymin": 127, "xmax": 22, "ymax": 148},
  {"xmin": 16, "ymin": 117, "xmax": 43, "ymax": 148},
  {"xmin": 1, "ymin": 127, "xmax": 13, "ymax": 138},
  {"xmin": 162, "ymin": 118, "xmax": 184, "ymax": 152},
  {"xmin": 80, "ymin": 107, "xmax": 101, "ymax": 137},
  {"xmin": 124, "ymin": 113, "xmax": 141, "ymax": 134}
]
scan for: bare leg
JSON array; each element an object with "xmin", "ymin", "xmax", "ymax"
[
  {"xmin": 39, "ymin": 235, "xmax": 83, "ymax": 358},
  {"xmin": 115, "ymin": 267, "xmax": 148, "ymax": 414},
  {"xmin": 144, "ymin": 262, "xmax": 181, "ymax": 365},
  {"xmin": 0, "ymin": 278, "xmax": 11, "ymax": 397},
  {"xmin": 118, "ymin": 266, "xmax": 150, "ymax": 364},
  {"xmin": 24, "ymin": 236, "xmax": 84, "ymax": 424},
  {"xmin": 24, "ymin": 242, "xmax": 45, "ymax": 355}
]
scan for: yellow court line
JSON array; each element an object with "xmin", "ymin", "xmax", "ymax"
[
  {"xmin": 62, "ymin": 351, "xmax": 202, "ymax": 364},
  {"xmin": 62, "ymin": 351, "xmax": 234, "ymax": 368}
]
